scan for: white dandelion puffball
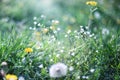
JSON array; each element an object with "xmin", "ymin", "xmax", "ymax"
[{"xmin": 49, "ymin": 62, "xmax": 68, "ymax": 78}]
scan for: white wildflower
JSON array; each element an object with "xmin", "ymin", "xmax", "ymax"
[
  {"xmin": 50, "ymin": 59, "xmax": 53, "ymax": 62},
  {"xmin": 52, "ymin": 20, "xmax": 59, "ymax": 24},
  {"xmin": 82, "ymin": 76, "xmax": 86, "ymax": 79},
  {"xmin": 57, "ymin": 28, "xmax": 61, "ymax": 31},
  {"xmin": 37, "ymin": 23, "xmax": 41, "ymax": 26},
  {"xmin": 65, "ymin": 34, "xmax": 68, "ymax": 37},
  {"xmin": 60, "ymin": 50, "xmax": 64, "ymax": 53},
  {"xmin": 53, "ymin": 31, "xmax": 57, "ymax": 34},
  {"xmin": 38, "ymin": 64, "xmax": 43, "ymax": 68},
  {"xmin": 29, "ymin": 27, "xmax": 32, "ymax": 30},
  {"xmin": 90, "ymin": 69, "xmax": 95, "ymax": 73},
  {"xmin": 74, "ymin": 30, "xmax": 77, "ymax": 33},
  {"xmin": 57, "ymin": 42, "xmax": 61, "ymax": 45},
  {"xmin": 85, "ymin": 76, "xmax": 89, "ymax": 79},
  {"xmin": 49, "ymin": 62, "xmax": 67, "ymax": 78},
  {"xmin": 71, "ymin": 52, "xmax": 75, "ymax": 56},
  {"xmin": 33, "ymin": 17, "xmax": 37, "ymax": 20},
  {"xmin": 56, "ymin": 54, "xmax": 60, "ymax": 57},
  {"xmin": 67, "ymin": 30, "xmax": 71, "ymax": 34},
  {"xmin": 77, "ymin": 76, "xmax": 80, "ymax": 79},
  {"xmin": 33, "ymin": 27, "xmax": 36, "ymax": 30},
  {"xmin": 18, "ymin": 76, "xmax": 25, "ymax": 80},
  {"xmin": 69, "ymin": 66, "xmax": 74, "ymax": 71},
  {"xmin": 34, "ymin": 21, "xmax": 37, "ymax": 25},
  {"xmin": 41, "ymin": 14, "xmax": 46, "ymax": 19},
  {"xmin": 1, "ymin": 61, "xmax": 7, "ymax": 66}
]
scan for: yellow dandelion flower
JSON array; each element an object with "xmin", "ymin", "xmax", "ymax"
[
  {"xmin": 43, "ymin": 28, "xmax": 49, "ymax": 34},
  {"xmin": 5, "ymin": 74, "xmax": 17, "ymax": 80},
  {"xmin": 86, "ymin": 1, "xmax": 97, "ymax": 6},
  {"xmin": 24, "ymin": 48, "xmax": 33, "ymax": 53}
]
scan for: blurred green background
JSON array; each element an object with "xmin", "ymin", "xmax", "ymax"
[{"xmin": 0, "ymin": 0, "xmax": 120, "ymax": 31}]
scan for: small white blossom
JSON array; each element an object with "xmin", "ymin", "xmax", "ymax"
[
  {"xmin": 57, "ymin": 42, "xmax": 61, "ymax": 45},
  {"xmin": 33, "ymin": 17, "xmax": 37, "ymax": 20},
  {"xmin": 80, "ymin": 28, "xmax": 84, "ymax": 33},
  {"xmin": 96, "ymin": 50, "xmax": 98, "ymax": 53},
  {"xmin": 50, "ymin": 59, "xmax": 53, "ymax": 62},
  {"xmin": 65, "ymin": 35, "xmax": 68, "ymax": 37},
  {"xmin": 85, "ymin": 76, "xmax": 89, "ymax": 79},
  {"xmin": 74, "ymin": 30, "xmax": 77, "ymax": 33},
  {"xmin": 62, "ymin": 47, "xmax": 65, "ymax": 49},
  {"xmin": 38, "ymin": 64, "xmax": 43, "ymax": 68},
  {"xmin": 90, "ymin": 69, "xmax": 95, "ymax": 73},
  {"xmin": 71, "ymin": 52, "xmax": 75, "ymax": 56},
  {"xmin": 1, "ymin": 61, "xmax": 7, "ymax": 66},
  {"xmin": 18, "ymin": 76, "xmax": 25, "ymax": 80},
  {"xmin": 60, "ymin": 50, "xmax": 64, "ymax": 53},
  {"xmin": 57, "ymin": 28, "xmax": 61, "ymax": 31},
  {"xmin": 29, "ymin": 27, "xmax": 32, "ymax": 30},
  {"xmin": 56, "ymin": 54, "xmax": 60, "ymax": 57},
  {"xmin": 69, "ymin": 66, "xmax": 74, "ymax": 71},
  {"xmin": 41, "ymin": 15, "xmax": 46, "ymax": 19},
  {"xmin": 34, "ymin": 21, "xmax": 37, "ymax": 25},
  {"xmin": 82, "ymin": 76, "xmax": 86, "ymax": 79},
  {"xmin": 77, "ymin": 76, "xmax": 80, "ymax": 79},
  {"xmin": 52, "ymin": 20, "xmax": 59, "ymax": 24},
  {"xmin": 53, "ymin": 31, "xmax": 57, "ymax": 34},
  {"xmin": 33, "ymin": 27, "xmax": 36, "ymax": 30},
  {"xmin": 49, "ymin": 62, "xmax": 67, "ymax": 78},
  {"xmin": 67, "ymin": 30, "xmax": 71, "ymax": 34},
  {"xmin": 37, "ymin": 23, "xmax": 41, "ymax": 26}
]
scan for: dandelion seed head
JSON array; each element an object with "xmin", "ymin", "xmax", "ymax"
[
  {"xmin": 49, "ymin": 62, "xmax": 67, "ymax": 78},
  {"xmin": 102, "ymin": 28, "xmax": 109, "ymax": 35}
]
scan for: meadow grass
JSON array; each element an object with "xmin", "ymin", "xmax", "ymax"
[{"xmin": 0, "ymin": 0, "xmax": 120, "ymax": 80}]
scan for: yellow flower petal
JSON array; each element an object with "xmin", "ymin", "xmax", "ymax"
[
  {"xmin": 6, "ymin": 74, "xmax": 18, "ymax": 80},
  {"xmin": 24, "ymin": 48, "xmax": 33, "ymax": 53},
  {"xmin": 86, "ymin": 1, "xmax": 97, "ymax": 6}
]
